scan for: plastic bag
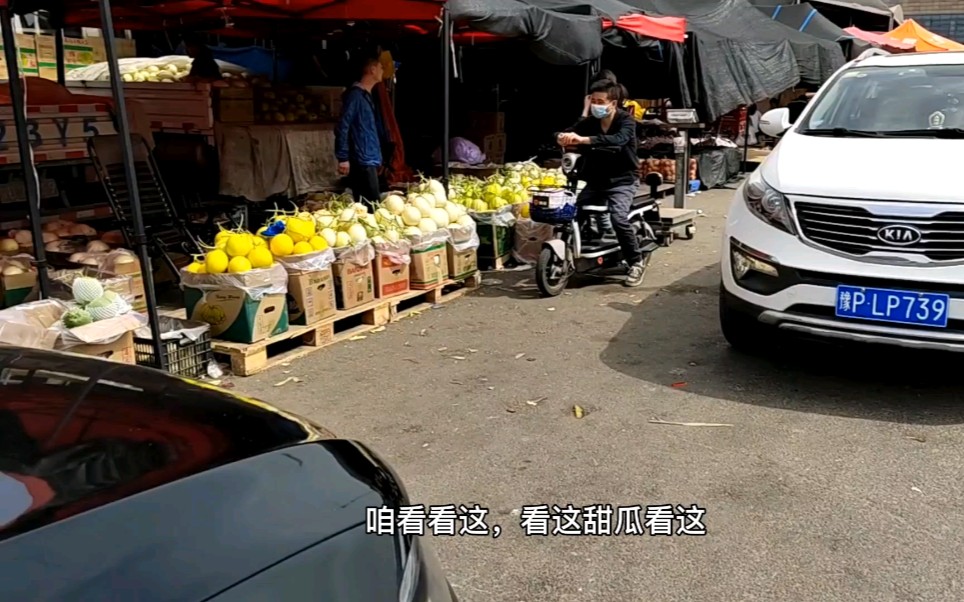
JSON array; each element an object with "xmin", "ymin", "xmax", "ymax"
[
  {"xmin": 134, "ymin": 316, "xmax": 209, "ymax": 343},
  {"xmin": 407, "ymin": 229, "xmax": 451, "ymax": 252},
  {"xmin": 447, "ymin": 221, "xmax": 480, "ymax": 253},
  {"xmin": 0, "ymin": 298, "xmax": 146, "ymax": 349},
  {"xmin": 276, "ymin": 247, "xmax": 336, "ymax": 273},
  {"xmin": 181, "ymin": 262, "xmax": 287, "ymax": 300},
  {"xmin": 66, "ymin": 55, "xmax": 248, "ymax": 82},
  {"xmin": 513, "ymin": 219, "xmax": 556, "ymax": 265},
  {"xmin": 48, "ymin": 267, "xmax": 137, "ymax": 306},
  {"xmin": 470, "ymin": 205, "xmax": 516, "ymax": 228},
  {"xmin": 0, "ymin": 253, "xmax": 35, "ymax": 272},
  {"xmin": 373, "ymin": 239, "xmax": 412, "ymax": 265},
  {"xmin": 333, "ymin": 241, "xmax": 375, "ymax": 267}
]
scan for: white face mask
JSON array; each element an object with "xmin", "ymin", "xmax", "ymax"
[{"xmin": 0, "ymin": 473, "xmax": 32, "ymax": 528}]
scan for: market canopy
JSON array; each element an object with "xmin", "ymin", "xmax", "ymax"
[
  {"xmin": 7, "ymin": 0, "xmax": 450, "ymax": 27},
  {"xmin": 755, "ymin": 2, "xmax": 852, "ymax": 42},
  {"xmin": 447, "ymin": 0, "xmax": 685, "ymax": 65},
  {"xmin": 885, "ymin": 19, "xmax": 964, "ymax": 52},
  {"xmin": 627, "ymin": 0, "xmax": 845, "ymax": 121},
  {"xmin": 808, "ymin": 0, "xmax": 892, "ymax": 17},
  {"xmin": 843, "ymin": 25, "xmax": 914, "ymax": 51}
]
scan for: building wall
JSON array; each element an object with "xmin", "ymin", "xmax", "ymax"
[{"xmin": 902, "ymin": 0, "xmax": 964, "ymax": 41}]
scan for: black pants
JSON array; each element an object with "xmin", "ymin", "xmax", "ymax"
[
  {"xmin": 349, "ymin": 163, "xmax": 380, "ymax": 207},
  {"xmin": 578, "ymin": 183, "xmax": 641, "ymax": 265}
]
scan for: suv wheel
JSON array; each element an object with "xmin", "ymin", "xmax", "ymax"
[{"xmin": 719, "ymin": 286, "xmax": 769, "ymax": 354}]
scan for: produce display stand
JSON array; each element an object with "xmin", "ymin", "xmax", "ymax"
[
  {"xmin": 196, "ymin": 271, "xmax": 481, "ymax": 377},
  {"xmin": 0, "ymin": 0, "xmax": 169, "ymax": 369},
  {"xmin": 66, "ymin": 81, "xmax": 215, "ymax": 139}
]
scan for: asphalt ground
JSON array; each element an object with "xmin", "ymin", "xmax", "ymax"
[{"xmin": 236, "ymin": 185, "xmax": 964, "ymax": 602}]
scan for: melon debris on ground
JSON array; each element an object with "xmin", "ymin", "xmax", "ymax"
[{"xmin": 236, "ymin": 187, "xmax": 964, "ymax": 602}]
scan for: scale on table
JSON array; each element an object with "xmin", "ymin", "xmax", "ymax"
[{"xmin": 650, "ymin": 108, "xmax": 700, "ymax": 244}]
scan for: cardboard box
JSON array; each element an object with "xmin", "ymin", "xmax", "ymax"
[
  {"xmin": 447, "ymin": 245, "xmax": 478, "ymax": 281},
  {"xmin": 373, "ymin": 252, "xmax": 410, "ymax": 299},
  {"xmin": 483, "ymin": 133, "xmax": 507, "ymax": 164},
  {"xmin": 36, "ymin": 35, "xmax": 105, "ymax": 79},
  {"xmin": 71, "ymin": 331, "xmax": 136, "ymax": 364},
  {"xmin": 184, "ymin": 288, "xmax": 288, "ymax": 344},
  {"xmin": 410, "ymin": 242, "xmax": 448, "ymax": 290},
  {"xmin": 0, "ymin": 33, "xmax": 38, "ymax": 77},
  {"xmin": 1, "ymin": 269, "xmax": 38, "ymax": 308},
  {"xmin": 108, "ymin": 258, "xmax": 146, "ymax": 313},
  {"xmin": 332, "ymin": 260, "xmax": 374, "ymax": 310},
  {"xmin": 0, "ymin": 300, "xmax": 140, "ymax": 365},
  {"xmin": 49, "ymin": 268, "xmax": 137, "ymax": 310},
  {"xmin": 467, "ymin": 111, "xmax": 505, "ymax": 135},
  {"xmin": 477, "ymin": 222, "xmax": 513, "ymax": 261},
  {"xmin": 286, "ymin": 268, "xmax": 337, "ymax": 326}
]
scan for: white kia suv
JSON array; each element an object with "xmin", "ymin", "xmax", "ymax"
[{"xmin": 720, "ymin": 50, "xmax": 964, "ymax": 353}]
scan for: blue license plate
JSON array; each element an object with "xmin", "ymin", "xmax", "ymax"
[{"xmin": 835, "ymin": 285, "xmax": 950, "ymax": 328}]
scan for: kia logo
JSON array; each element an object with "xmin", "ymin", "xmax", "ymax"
[{"xmin": 877, "ymin": 225, "xmax": 922, "ymax": 246}]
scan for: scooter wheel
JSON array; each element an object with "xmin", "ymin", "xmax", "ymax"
[{"xmin": 536, "ymin": 247, "xmax": 569, "ymax": 297}]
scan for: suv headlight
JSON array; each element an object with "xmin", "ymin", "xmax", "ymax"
[{"xmin": 743, "ymin": 171, "xmax": 794, "ymax": 234}]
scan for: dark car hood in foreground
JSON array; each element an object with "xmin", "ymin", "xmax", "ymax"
[
  {"xmin": 0, "ymin": 347, "xmax": 411, "ymax": 599},
  {"xmin": 0, "ymin": 440, "xmax": 407, "ymax": 601}
]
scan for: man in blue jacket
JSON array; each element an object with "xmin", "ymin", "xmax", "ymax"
[{"xmin": 336, "ymin": 51, "xmax": 389, "ymax": 207}]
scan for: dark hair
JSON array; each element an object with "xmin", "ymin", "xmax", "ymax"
[
  {"xmin": 355, "ymin": 48, "xmax": 381, "ymax": 78},
  {"xmin": 592, "ymin": 69, "xmax": 617, "ymax": 85},
  {"xmin": 589, "ymin": 79, "xmax": 620, "ymax": 101}
]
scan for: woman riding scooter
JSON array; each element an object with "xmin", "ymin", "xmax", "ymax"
[{"xmin": 558, "ymin": 79, "xmax": 646, "ymax": 287}]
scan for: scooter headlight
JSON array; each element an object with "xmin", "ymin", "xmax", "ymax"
[{"xmin": 743, "ymin": 171, "xmax": 795, "ymax": 234}]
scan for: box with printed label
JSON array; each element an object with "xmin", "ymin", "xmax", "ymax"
[
  {"xmin": 332, "ymin": 260, "xmax": 374, "ymax": 310},
  {"xmin": 1, "ymin": 269, "xmax": 38, "ymax": 308},
  {"xmin": 410, "ymin": 243, "xmax": 448, "ymax": 290},
  {"xmin": 0, "ymin": 34, "xmax": 38, "ymax": 77},
  {"xmin": 373, "ymin": 252, "xmax": 410, "ymax": 299},
  {"xmin": 71, "ymin": 331, "xmax": 136, "ymax": 364},
  {"xmin": 286, "ymin": 268, "xmax": 337, "ymax": 326},
  {"xmin": 184, "ymin": 288, "xmax": 288, "ymax": 344},
  {"xmin": 447, "ymin": 245, "xmax": 478, "ymax": 281}
]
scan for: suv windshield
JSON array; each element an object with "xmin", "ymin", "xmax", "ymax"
[{"xmin": 798, "ymin": 64, "xmax": 964, "ymax": 136}]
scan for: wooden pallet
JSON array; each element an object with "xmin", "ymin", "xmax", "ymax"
[{"xmin": 211, "ymin": 272, "xmax": 481, "ymax": 376}]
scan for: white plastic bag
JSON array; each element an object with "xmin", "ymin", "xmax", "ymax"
[
  {"xmin": 512, "ymin": 219, "xmax": 556, "ymax": 265},
  {"xmin": 373, "ymin": 239, "xmax": 412, "ymax": 265},
  {"xmin": 181, "ymin": 263, "xmax": 288, "ymax": 300},
  {"xmin": 276, "ymin": 248, "xmax": 336, "ymax": 273},
  {"xmin": 333, "ymin": 241, "xmax": 375, "ymax": 267}
]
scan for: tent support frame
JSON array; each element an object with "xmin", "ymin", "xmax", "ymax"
[
  {"xmin": 0, "ymin": 8, "xmax": 50, "ymax": 298},
  {"xmin": 97, "ymin": 0, "xmax": 167, "ymax": 371},
  {"xmin": 441, "ymin": 7, "xmax": 451, "ymax": 190}
]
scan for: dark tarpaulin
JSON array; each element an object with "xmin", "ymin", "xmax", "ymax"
[
  {"xmin": 631, "ymin": 0, "xmax": 845, "ymax": 120},
  {"xmin": 447, "ymin": 0, "xmax": 642, "ymax": 64},
  {"xmin": 627, "ymin": 0, "xmax": 796, "ymax": 121},
  {"xmin": 761, "ymin": 2, "xmax": 852, "ymax": 42}
]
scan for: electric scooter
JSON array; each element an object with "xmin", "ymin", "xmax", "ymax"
[{"xmin": 531, "ymin": 150, "xmax": 660, "ymax": 297}]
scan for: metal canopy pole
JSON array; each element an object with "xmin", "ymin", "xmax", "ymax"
[
  {"xmin": 55, "ymin": 29, "xmax": 66, "ymax": 85},
  {"xmin": 96, "ymin": 0, "xmax": 167, "ymax": 371},
  {"xmin": 441, "ymin": 8, "xmax": 451, "ymax": 190},
  {"xmin": 1, "ymin": 9, "xmax": 50, "ymax": 297}
]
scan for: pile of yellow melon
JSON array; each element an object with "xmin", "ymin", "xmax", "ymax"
[{"xmin": 184, "ymin": 215, "xmax": 330, "ymax": 276}]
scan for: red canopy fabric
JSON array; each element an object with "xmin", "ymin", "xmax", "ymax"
[
  {"xmin": 844, "ymin": 26, "xmax": 915, "ymax": 51},
  {"xmin": 603, "ymin": 14, "xmax": 686, "ymax": 43},
  {"xmin": 21, "ymin": 0, "xmax": 446, "ymax": 27}
]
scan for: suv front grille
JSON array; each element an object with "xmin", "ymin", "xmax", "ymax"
[{"xmin": 794, "ymin": 201, "xmax": 964, "ymax": 261}]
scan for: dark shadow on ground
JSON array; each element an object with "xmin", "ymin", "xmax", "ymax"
[
  {"xmin": 476, "ymin": 266, "xmax": 631, "ymax": 301},
  {"xmin": 600, "ymin": 265, "xmax": 964, "ymax": 426}
]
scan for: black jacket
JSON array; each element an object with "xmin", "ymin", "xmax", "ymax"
[{"xmin": 564, "ymin": 110, "xmax": 639, "ymax": 188}]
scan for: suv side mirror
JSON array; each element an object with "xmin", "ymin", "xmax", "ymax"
[{"xmin": 759, "ymin": 108, "xmax": 792, "ymax": 137}]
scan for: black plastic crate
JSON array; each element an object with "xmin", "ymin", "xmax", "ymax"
[{"xmin": 134, "ymin": 316, "xmax": 213, "ymax": 378}]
